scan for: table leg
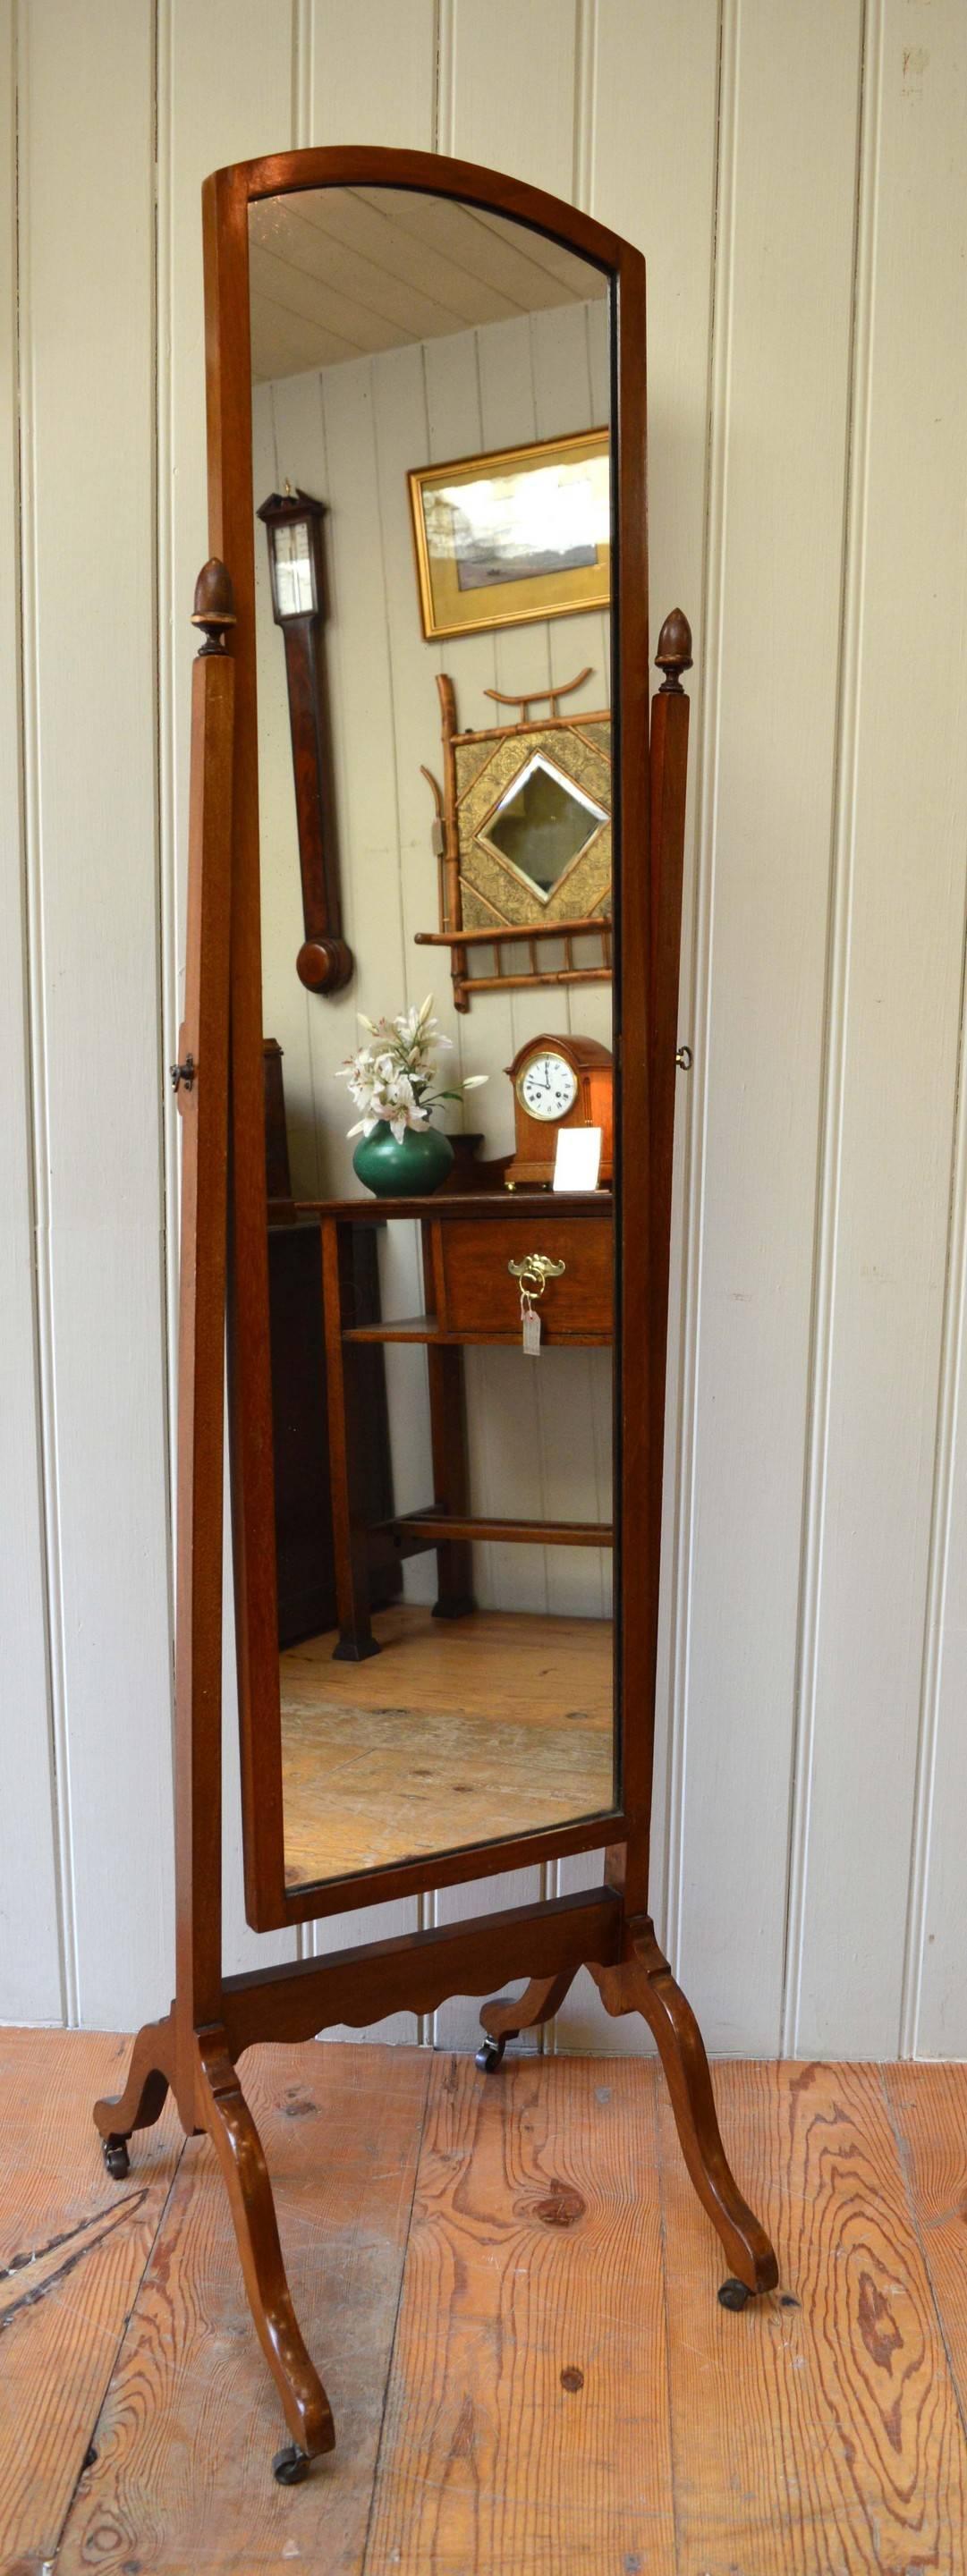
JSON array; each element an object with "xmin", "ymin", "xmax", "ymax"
[
  {"xmin": 321, "ymin": 1216, "xmax": 380, "ymax": 1660},
  {"xmin": 427, "ymin": 1341, "xmax": 475, "ymax": 1621}
]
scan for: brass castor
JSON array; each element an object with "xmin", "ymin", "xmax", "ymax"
[
  {"xmin": 102, "ymin": 2135, "xmax": 131, "ymax": 2182},
  {"xmin": 273, "ymin": 2445, "xmax": 309, "ymax": 2485},
  {"xmin": 474, "ymin": 2033, "xmax": 507, "ymax": 2073},
  {"xmin": 717, "ymin": 2276, "xmax": 751, "ymax": 2312}
]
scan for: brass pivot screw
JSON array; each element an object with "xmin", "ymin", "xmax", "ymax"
[{"xmin": 675, "ymin": 1046, "xmax": 693, "ymax": 1072}]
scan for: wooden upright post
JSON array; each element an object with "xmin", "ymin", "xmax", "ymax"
[{"xmin": 92, "ymin": 563, "xmax": 336, "ymax": 2476}]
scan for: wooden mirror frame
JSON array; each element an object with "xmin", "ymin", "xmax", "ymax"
[
  {"xmin": 92, "ymin": 148, "xmax": 777, "ymax": 2481},
  {"xmin": 206, "ymin": 145, "xmax": 646, "ymax": 1938}
]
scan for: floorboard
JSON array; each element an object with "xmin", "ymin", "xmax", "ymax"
[
  {"xmin": 281, "ymin": 1605, "xmax": 614, "ymax": 1885},
  {"xmin": 55, "ymin": 2044, "xmax": 430, "ymax": 2576},
  {"xmin": 883, "ymin": 2060, "xmax": 967, "ymax": 2431},
  {"xmin": 364, "ymin": 2051, "xmax": 676, "ymax": 2576},
  {"xmin": 0, "ymin": 2029, "xmax": 182, "ymax": 2574},
  {"xmin": 4, "ymin": 2035, "xmax": 967, "ymax": 2574},
  {"xmin": 657, "ymin": 2058, "xmax": 967, "ymax": 2574}
]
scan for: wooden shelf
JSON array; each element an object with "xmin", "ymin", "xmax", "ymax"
[
  {"xmin": 344, "ymin": 1315, "xmax": 439, "ymax": 1343},
  {"xmin": 300, "ymin": 1191, "xmax": 611, "ymax": 1222},
  {"xmin": 384, "ymin": 1511, "xmax": 613, "ymax": 1549},
  {"xmin": 344, "ymin": 1317, "xmax": 611, "ymax": 1348}
]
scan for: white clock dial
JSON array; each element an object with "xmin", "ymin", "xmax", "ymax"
[{"xmin": 517, "ymin": 1051, "xmax": 579, "ymax": 1123}]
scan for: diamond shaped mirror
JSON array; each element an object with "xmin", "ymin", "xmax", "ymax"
[{"xmin": 480, "ymin": 751, "xmax": 607, "ymax": 902}]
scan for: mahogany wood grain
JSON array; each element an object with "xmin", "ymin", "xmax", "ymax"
[
  {"xmin": 194, "ymin": 2030, "xmax": 335, "ymax": 2456},
  {"xmin": 320, "ymin": 1193, "xmax": 614, "ymax": 1690},
  {"xmin": 93, "ymin": 586, "xmax": 337, "ymax": 2460},
  {"xmin": 0, "ymin": 2029, "xmax": 181, "ymax": 2574},
  {"xmin": 505, "ymin": 1035, "xmax": 614, "ymax": 1189},
  {"xmin": 590, "ymin": 1919, "xmax": 777, "ymax": 2292},
  {"xmin": 92, "ymin": 2017, "xmax": 171, "ymax": 2146},
  {"xmin": 320, "ymin": 1213, "xmax": 380, "ymax": 1663},
  {"xmin": 98, "ymin": 147, "xmax": 776, "ymax": 2460},
  {"xmin": 438, "ymin": 1206, "xmax": 612, "ymax": 1337},
  {"xmin": 480, "ymin": 1968, "xmax": 579, "ymax": 2044},
  {"xmin": 658, "ymin": 2058, "xmax": 967, "ymax": 2572},
  {"xmin": 425, "ymin": 1338, "xmax": 474, "ymax": 1619},
  {"xmin": 207, "ymin": 148, "xmax": 641, "ymax": 1945},
  {"xmin": 386, "ymin": 1512, "xmax": 613, "ymax": 1544},
  {"xmin": 279, "ymin": 601, "xmax": 352, "ymax": 996},
  {"xmin": 255, "ymin": 1810, "xmax": 640, "ymax": 1936},
  {"xmin": 297, "ymin": 1189, "xmax": 607, "ymax": 1221},
  {"xmin": 63, "ymin": 2046, "xmax": 430, "ymax": 2576},
  {"xmin": 172, "ymin": 592, "xmax": 235, "ymax": 2062},
  {"xmin": 342, "ymin": 1318, "xmax": 612, "ymax": 1347},
  {"xmin": 221, "ymin": 1889, "xmax": 623, "ymax": 2060}
]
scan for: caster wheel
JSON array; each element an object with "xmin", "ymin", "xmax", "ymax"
[
  {"xmin": 103, "ymin": 2136, "xmax": 130, "ymax": 2182},
  {"xmin": 273, "ymin": 2445, "xmax": 309, "ymax": 2486},
  {"xmin": 717, "ymin": 2276, "xmax": 751, "ymax": 2312},
  {"xmin": 475, "ymin": 2034, "xmax": 507, "ymax": 2073}
]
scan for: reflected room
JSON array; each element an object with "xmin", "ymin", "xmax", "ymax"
[{"xmin": 250, "ymin": 185, "xmax": 616, "ymax": 1892}]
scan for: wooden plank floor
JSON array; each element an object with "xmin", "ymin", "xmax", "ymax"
[
  {"xmin": 280, "ymin": 1605, "xmax": 614, "ymax": 1885},
  {"xmin": 2, "ymin": 2037, "xmax": 966, "ymax": 2573}
]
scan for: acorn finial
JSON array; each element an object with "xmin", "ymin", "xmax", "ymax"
[
  {"xmin": 656, "ymin": 607, "xmax": 692, "ymax": 694},
  {"xmin": 191, "ymin": 558, "xmax": 235, "ymax": 656}
]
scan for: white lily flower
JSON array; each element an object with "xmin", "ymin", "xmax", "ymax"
[{"xmin": 335, "ymin": 994, "xmax": 492, "ymax": 1144}]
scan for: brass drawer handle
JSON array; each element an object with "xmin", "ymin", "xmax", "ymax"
[{"xmin": 507, "ymin": 1253, "xmax": 566, "ymax": 1295}]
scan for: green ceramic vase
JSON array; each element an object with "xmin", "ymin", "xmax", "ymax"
[{"xmin": 352, "ymin": 1119, "xmax": 454, "ymax": 1199}]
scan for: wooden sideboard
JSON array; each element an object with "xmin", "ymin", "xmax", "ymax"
[{"xmin": 300, "ymin": 1190, "xmax": 613, "ymax": 1661}]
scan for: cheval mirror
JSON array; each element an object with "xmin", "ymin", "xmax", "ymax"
[{"xmin": 94, "ymin": 144, "xmax": 777, "ymax": 2479}]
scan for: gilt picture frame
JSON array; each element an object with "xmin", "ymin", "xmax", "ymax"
[{"xmin": 408, "ymin": 427, "xmax": 611, "ymax": 641}]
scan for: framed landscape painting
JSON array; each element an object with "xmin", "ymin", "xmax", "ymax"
[{"xmin": 409, "ymin": 428, "xmax": 611, "ymax": 640}]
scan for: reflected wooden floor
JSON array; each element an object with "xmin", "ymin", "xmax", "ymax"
[{"xmin": 280, "ymin": 1603, "xmax": 614, "ymax": 1885}]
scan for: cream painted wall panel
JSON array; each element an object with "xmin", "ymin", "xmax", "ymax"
[
  {"xmin": 444, "ymin": 0, "xmax": 578, "ymax": 194},
  {"xmin": 17, "ymin": 0, "xmax": 173, "ymax": 2028},
  {"xmin": 308, "ymin": 0, "xmax": 437, "ymax": 150},
  {"xmin": 7, "ymin": 0, "xmax": 967, "ymax": 2057},
  {"xmin": 553, "ymin": 1, "xmax": 723, "ymax": 2058},
  {"xmin": 913, "ymin": 1037, "xmax": 967, "ymax": 2056},
  {"xmin": 0, "ymin": 0, "xmax": 62, "ymax": 2023},
  {"xmin": 792, "ymin": 0, "xmax": 967, "ymax": 2060},
  {"xmin": 667, "ymin": 0, "xmax": 863, "ymax": 2057}
]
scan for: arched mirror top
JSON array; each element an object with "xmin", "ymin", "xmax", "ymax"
[{"xmin": 202, "ymin": 142, "xmax": 657, "ymax": 1935}]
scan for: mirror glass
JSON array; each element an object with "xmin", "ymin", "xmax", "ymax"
[{"xmin": 250, "ymin": 184, "xmax": 617, "ymax": 1893}]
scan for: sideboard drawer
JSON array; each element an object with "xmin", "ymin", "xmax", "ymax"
[{"xmin": 436, "ymin": 1210, "xmax": 613, "ymax": 1341}]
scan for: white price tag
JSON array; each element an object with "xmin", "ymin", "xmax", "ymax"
[
  {"xmin": 522, "ymin": 1305, "xmax": 542, "ymax": 1357},
  {"xmin": 554, "ymin": 1126, "xmax": 602, "ymax": 1191}
]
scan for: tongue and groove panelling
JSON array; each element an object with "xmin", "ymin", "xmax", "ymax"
[{"xmin": 4, "ymin": 0, "xmax": 967, "ymax": 2061}]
